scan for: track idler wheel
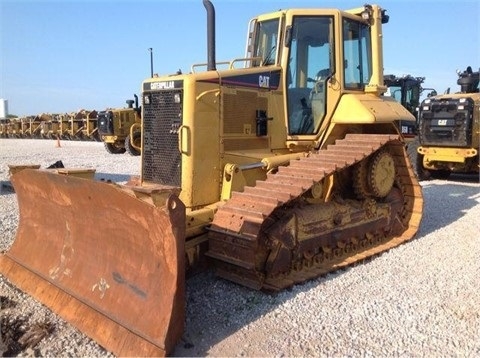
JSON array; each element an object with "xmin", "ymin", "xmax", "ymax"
[{"xmin": 354, "ymin": 149, "xmax": 395, "ymax": 199}]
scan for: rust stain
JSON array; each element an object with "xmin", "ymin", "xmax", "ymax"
[
  {"xmin": 49, "ymin": 221, "xmax": 74, "ymax": 280},
  {"xmin": 112, "ymin": 272, "xmax": 147, "ymax": 299}
]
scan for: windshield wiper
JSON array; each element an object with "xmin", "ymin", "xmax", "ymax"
[{"xmin": 262, "ymin": 46, "xmax": 276, "ymax": 66}]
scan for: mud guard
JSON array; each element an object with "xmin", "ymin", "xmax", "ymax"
[{"xmin": 0, "ymin": 169, "xmax": 185, "ymax": 357}]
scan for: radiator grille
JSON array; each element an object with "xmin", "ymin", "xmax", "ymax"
[
  {"xmin": 142, "ymin": 89, "xmax": 183, "ymax": 186},
  {"xmin": 97, "ymin": 111, "xmax": 113, "ymax": 135},
  {"xmin": 419, "ymin": 98, "xmax": 473, "ymax": 147}
]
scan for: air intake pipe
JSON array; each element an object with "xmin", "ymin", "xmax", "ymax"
[{"xmin": 457, "ymin": 66, "xmax": 480, "ymax": 94}]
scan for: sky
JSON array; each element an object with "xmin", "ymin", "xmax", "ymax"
[{"xmin": 1, "ymin": 0, "xmax": 479, "ymax": 116}]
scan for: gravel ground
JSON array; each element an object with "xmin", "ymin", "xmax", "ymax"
[{"xmin": 1, "ymin": 138, "xmax": 479, "ymax": 357}]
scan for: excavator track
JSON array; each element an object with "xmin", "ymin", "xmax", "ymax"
[{"xmin": 208, "ymin": 134, "xmax": 423, "ymax": 290}]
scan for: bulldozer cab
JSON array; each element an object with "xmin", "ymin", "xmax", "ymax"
[
  {"xmin": 246, "ymin": 7, "xmax": 391, "ymax": 139},
  {"xmin": 245, "ymin": 12, "xmax": 334, "ymax": 135}
]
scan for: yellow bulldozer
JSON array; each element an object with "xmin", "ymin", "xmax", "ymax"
[{"xmin": 0, "ymin": 1, "xmax": 423, "ymax": 356}]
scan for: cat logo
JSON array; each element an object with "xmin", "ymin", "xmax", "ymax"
[
  {"xmin": 150, "ymin": 81, "xmax": 175, "ymax": 90},
  {"xmin": 259, "ymin": 75, "xmax": 270, "ymax": 88}
]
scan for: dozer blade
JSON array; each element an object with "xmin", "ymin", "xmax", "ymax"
[{"xmin": 0, "ymin": 169, "xmax": 185, "ymax": 357}]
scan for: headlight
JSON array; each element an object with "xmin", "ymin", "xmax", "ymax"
[{"xmin": 174, "ymin": 93, "xmax": 181, "ymax": 103}]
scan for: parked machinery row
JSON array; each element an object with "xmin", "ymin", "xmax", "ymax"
[
  {"xmin": 0, "ymin": 97, "xmax": 141, "ymax": 156},
  {"xmin": 0, "ymin": 110, "xmax": 100, "ymax": 141}
]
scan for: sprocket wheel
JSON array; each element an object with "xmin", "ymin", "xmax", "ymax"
[
  {"xmin": 368, "ymin": 150, "xmax": 395, "ymax": 197},
  {"xmin": 353, "ymin": 159, "xmax": 370, "ymax": 199}
]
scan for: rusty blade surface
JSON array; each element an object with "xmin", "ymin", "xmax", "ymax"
[{"xmin": 0, "ymin": 169, "xmax": 185, "ymax": 357}]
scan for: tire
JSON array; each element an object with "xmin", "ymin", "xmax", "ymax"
[
  {"xmin": 104, "ymin": 141, "xmax": 126, "ymax": 154},
  {"xmin": 406, "ymin": 138, "xmax": 418, "ymax": 168},
  {"xmin": 430, "ymin": 169, "xmax": 451, "ymax": 180},
  {"xmin": 406, "ymin": 137, "xmax": 429, "ymax": 181},
  {"xmin": 415, "ymin": 153, "xmax": 432, "ymax": 181},
  {"xmin": 125, "ymin": 131, "xmax": 141, "ymax": 156}
]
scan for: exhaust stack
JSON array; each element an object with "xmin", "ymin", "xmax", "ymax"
[{"xmin": 203, "ymin": 0, "xmax": 216, "ymax": 71}]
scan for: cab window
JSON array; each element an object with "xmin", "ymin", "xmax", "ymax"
[
  {"xmin": 343, "ymin": 18, "xmax": 371, "ymax": 90},
  {"xmin": 253, "ymin": 19, "xmax": 280, "ymax": 65},
  {"xmin": 286, "ymin": 16, "xmax": 334, "ymax": 135}
]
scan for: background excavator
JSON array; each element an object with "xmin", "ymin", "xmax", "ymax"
[
  {"xmin": 0, "ymin": 1, "xmax": 423, "ymax": 356},
  {"xmin": 414, "ymin": 66, "xmax": 479, "ymax": 180},
  {"xmin": 384, "ymin": 74, "xmax": 426, "ymax": 140}
]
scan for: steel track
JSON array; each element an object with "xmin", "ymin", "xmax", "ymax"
[{"xmin": 208, "ymin": 134, "xmax": 423, "ymax": 290}]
